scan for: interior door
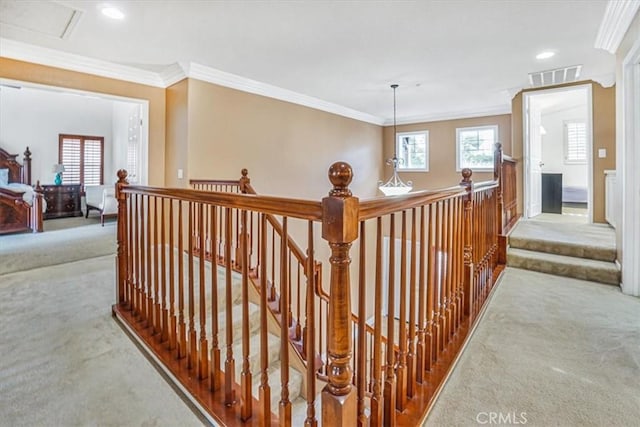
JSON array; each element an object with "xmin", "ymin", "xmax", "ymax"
[{"xmin": 526, "ymin": 96, "xmax": 543, "ymax": 218}]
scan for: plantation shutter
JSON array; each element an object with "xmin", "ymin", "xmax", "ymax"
[
  {"xmin": 565, "ymin": 122, "xmax": 587, "ymax": 163},
  {"xmin": 59, "ymin": 135, "xmax": 104, "ymax": 185},
  {"xmin": 60, "ymin": 137, "xmax": 82, "ymax": 184}
]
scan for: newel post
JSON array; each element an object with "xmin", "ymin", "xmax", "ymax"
[
  {"xmin": 32, "ymin": 180, "xmax": 43, "ymax": 232},
  {"xmin": 460, "ymin": 168, "xmax": 474, "ymax": 317},
  {"xmin": 116, "ymin": 169, "xmax": 129, "ymax": 305},
  {"xmin": 321, "ymin": 162, "xmax": 358, "ymax": 426},
  {"xmin": 239, "ymin": 168, "xmax": 250, "ymax": 194},
  {"xmin": 495, "ymin": 143, "xmax": 507, "ymax": 264}
]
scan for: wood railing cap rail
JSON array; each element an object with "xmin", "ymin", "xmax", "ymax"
[
  {"xmin": 358, "ymin": 186, "xmax": 466, "ymax": 220},
  {"xmin": 473, "ymin": 180, "xmax": 499, "ymax": 192},
  {"xmin": 122, "ymin": 185, "xmax": 323, "ymax": 221},
  {"xmin": 502, "ymin": 154, "xmax": 516, "ymax": 163}
]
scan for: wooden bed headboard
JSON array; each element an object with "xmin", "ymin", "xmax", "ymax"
[{"xmin": 0, "ymin": 147, "xmax": 31, "ymax": 185}]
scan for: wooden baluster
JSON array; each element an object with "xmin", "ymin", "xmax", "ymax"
[
  {"xmin": 407, "ymin": 207, "xmax": 417, "ymax": 397},
  {"xmin": 447, "ymin": 198, "xmax": 455, "ymax": 339},
  {"xmin": 416, "ymin": 206, "xmax": 427, "ymax": 382},
  {"xmin": 133, "ymin": 194, "xmax": 140, "ymax": 317},
  {"xmin": 305, "ymin": 220, "xmax": 317, "ymax": 427},
  {"xmin": 199, "ymin": 203, "xmax": 209, "ymax": 380},
  {"xmin": 139, "ymin": 196, "xmax": 147, "ymax": 324},
  {"xmin": 127, "ymin": 193, "xmax": 134, "ymax": 311},
  {"xmin": 396, "ymin": 210, "xmax": 408, "ymax": 411},
  {"xmin": 426, "ymin": 203, "xmax": 436, "ymax": 369},
  {"xmin": 210, "ymin": 205, "xmax": 221, "ymax": 391},
  {"xmin": 178, "ymin": 200, "xmax": 187, "ymax": 359},
  {"xmin": 435, "ymin": 201, "xmax": 445, "ymax": 357},
  {"xmin": 460, "ymin": 169, "xmax": 474, "ymax": 318},
  {"xmin": 169, "ymin": 200, "xmax": 176, "ymax": 351},
  {"xmin": 240, "ymin": 209, "xmax": 252, "ymax": 420},
  {"xmin": 356, "ymin": 220, "xmax": 366, "ymax": 427},
  {"xmin": 269, "ymin": 227, "xmax": 277, "ymax": 302},
  {"xmin": 188, "ymin": 202, "xmax": 197, "ymax": 370},
  {"xmin": 224, "ymin": 207, "xmax": 236, "ymax": 406},
  {"xmin": 259, "ymin": 214, "xmax": 271, "ymax": 424},
  {"xmin": 154, "ymin": 197, "xmax": 161, "ymax": 336},
  {"xmin": 443, "ymin": 200, "xmax": 452, "ymax": 346},
  {"xmin": 146, "ymin": 196, "xmax": 153, "ymax": 330},
  {"xmin": 295, "ymin": 263, "xmax": 302, "ymax": 341},
  {"xmin": 280, "ymin": 216, "xmax": 292, "ymax": 425},
  {"xmin": 453, "ymin": 197, "xmax": 461, "ymax": 331},
  {"xmin": 288, "ymin": 252, "xmax": 293, "ymax": 328},
  {"xmin": 116, "ymin": 170, "xmax": 128, "ymax": 305},
  {"xmin": 370, "ymin": 217, "xmax": 384, "ymax": 426},
  {"xmin": 161, "ymin": 198, "xmax": 169, "ymax": 343},
  {"xmin": 321, "ymin": 162, "xmax": 358, "ymax": 426},
  {"xmin": 384, "ymin": 213, "xmax": 397, "ymax": 426}
]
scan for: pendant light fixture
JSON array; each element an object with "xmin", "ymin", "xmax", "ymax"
[{"xmin": 378, "ymin": 84, "xmax": 413, "ymax": 196}]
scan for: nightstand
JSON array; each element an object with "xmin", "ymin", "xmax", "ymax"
[{"xmin": 42, "ymin": 184, "xmax": 83, "ymax": 219}]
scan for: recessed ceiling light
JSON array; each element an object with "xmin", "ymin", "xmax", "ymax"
[
  {"xmin": 101, "ymin": 7, "xmax": 124, "ymax": 20},
  {"xmin": 536, "ymin": 51, "xmax": 555, "ymax": 60}
]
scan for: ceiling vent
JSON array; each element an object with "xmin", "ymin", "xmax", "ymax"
[
  {"xmin": 528, "ymin": 65, "xmax": 582, "ymax": 87},
  {"xmin": 0, "ymin": 1, "xmax": 82, "ymax": 40}
]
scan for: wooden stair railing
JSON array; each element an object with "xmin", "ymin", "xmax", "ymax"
[{"xmin": 114, "ymin": 143, "xmax": 512, "ymax": 426}]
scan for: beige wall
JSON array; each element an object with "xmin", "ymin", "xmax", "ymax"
[
  {"xmin": 382, "ymin": 114, "xmax": 512, "ymax": 191},
  {"xmin": 511, "ymin": 81, "xmax": 616, "ymax": 223},
  {"xmin": 165, "ymin": 79, "xmax": 189, "ymax": 188},
  {"xmin": 184, "ymin": 78, "xmax": 382, "ymax": 199},
  {"xmin": 0, "ymin": 58, "xmax": 167, "ymax": 186}
]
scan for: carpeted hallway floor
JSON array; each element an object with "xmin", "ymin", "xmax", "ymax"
[{"xmin": 427, "ymin": 267, "xmax": 640, "ymax": 426}]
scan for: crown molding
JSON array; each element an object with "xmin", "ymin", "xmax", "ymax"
[
  {"xmin": 159, "ymin": 62, "xmax": 188, "ymax": 87},
  {"xmin": 0, "ymin": 38, "xmax": 165, "ymax": 87},
  {"xmin": 594, "ymin": 0, "xmax": 640, "ymax": 54},
  {"xmin": 388, "ymin": 105, "xmax": 512, "ymax": 126},
  {"xmin": 187, "ymin": 62, "xmax": 385, "ymax": 125}
]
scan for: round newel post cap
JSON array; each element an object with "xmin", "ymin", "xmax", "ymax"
[
  {"xmin": 117, "ymin": 169, "xmax": 128, "ymax": 183},
  {"xmin": 241, "ymin": 168, "xmax": 249, "ymax": 177},
  {"xmin": 461, "ymin": 168, "xmax": 473, "ymax": 183},
  {"xmin": 328, "ymin": 161, "xmax": 353, "ymax": 197}
]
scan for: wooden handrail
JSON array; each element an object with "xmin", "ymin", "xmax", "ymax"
[{"xmin": 358, "ymin": 186, "xmax": 466, "ymax": 220}]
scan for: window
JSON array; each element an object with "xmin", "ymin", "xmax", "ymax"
[
  {"xmin": 59, "ymin": 134, "xmax": 104, "ymax": 185},
  {"xmin": 456, "ymin": 125, "xmax": 498, "ymax": 171},
  {"xmin": 396, "ymin": 131, "xmax": 429, "ymax": 171},
  {"xmin": 564, "ymin": 121, "xmax": 587, "ymax": 164}
]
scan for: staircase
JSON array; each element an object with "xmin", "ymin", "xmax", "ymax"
[
  {"xmin": 187, "ymin": 256, "xmax": 305, "ymax": 415},
  {"xmin": 506, "ymin": 218, "xmax": 620, "ymax": 285}
]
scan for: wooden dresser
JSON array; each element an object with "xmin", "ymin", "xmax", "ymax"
[{"xmin": 42, "ymin": 184, "xmax": 83, "ymax": 220}]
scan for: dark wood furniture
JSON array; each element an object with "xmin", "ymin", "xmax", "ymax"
[
  {"xmin": 42, "ymin": 184, "xmax": 83, "ymax": 219},
  {"xmin": 542, "ymin": 172, "xmax": 563, "ymax": 214},
  {"xmin": 0, "ymin": 146, "xmax": 43, "ymax": 234}
]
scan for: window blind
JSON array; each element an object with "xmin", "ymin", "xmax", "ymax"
[
  {"xmin": 59, "ymin": 135, "xmax": 104, "ymax": 185},
  {"xmin": 565, "ymin": 122, "xmax": 586, "ymax": 163}
]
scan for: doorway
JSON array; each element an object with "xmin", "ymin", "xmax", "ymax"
[{"xmin": 523, "ymin": 85, "xmax": 593, "ymax": 222}]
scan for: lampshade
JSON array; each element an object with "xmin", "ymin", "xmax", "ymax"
[
  {"xmin": 52, "ymin": 164, "xmax": 65, "ymax": 173},
  {"xmin": 379, "ymin": 84, "xmax": 412, "ymax": 196}
]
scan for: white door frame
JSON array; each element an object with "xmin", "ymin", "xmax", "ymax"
[
  {"xmin": 522, "ymin": 84, "xmax": 593, "ymax": 222},
  {"xmin": 619, "ymin": 37, "xmax": 640, "ymax": 296}
]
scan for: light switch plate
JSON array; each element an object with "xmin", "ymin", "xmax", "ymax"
[
  {"xmin": 598, "ymin": 148, "xmax": 607, "ymax": 158},
  {"xmin": 177, "ymin": 169, "xmax": 183, "ymax": 179}
]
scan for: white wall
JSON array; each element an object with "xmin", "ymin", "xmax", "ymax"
[
  {"xmin": 541, "ymin": 104, "xmax": 588, "ymax": 188},
  {"xmin": 0, "ymin": 85, "xmax": 138, "ymax": 186}
]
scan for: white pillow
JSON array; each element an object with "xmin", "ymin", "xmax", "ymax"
[{"xmin": 0, "ymin": 168, "xmax": 8, "ymax": 186}]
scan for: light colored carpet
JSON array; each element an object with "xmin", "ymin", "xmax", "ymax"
[
  {"xmin": 426, "ymin": 267, "xmax": 640, "ymax": 427},
  {"xmin": 0, "ymin": 255, "xmax": 204, "ymax": 427},
  {"xmin": 0, "ymin": 222, "xmax": 116, "ymax": 275}
]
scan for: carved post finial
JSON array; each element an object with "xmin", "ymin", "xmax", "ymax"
[
  {"xmin": 117, "ymin": 169, "xmax": 129, "ymax": 183},
  {"xmin": 461, "ymin": 168, "xmax": 473, "ymax": 185},
  {"xmin": 241, "ymin": 168, "xmax": 248, "ymax": 177},
  {"xmin": 328, "ymin": 161, "xmax": 353, "ymax": 197},
  {"xmin": 24, "ymin": 147, "xmax": 31, "ymax": 160}
]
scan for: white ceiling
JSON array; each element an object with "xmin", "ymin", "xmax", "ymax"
[{"xmin": 0, "ymin": 0, "xmax": 617, "ymax": 124}]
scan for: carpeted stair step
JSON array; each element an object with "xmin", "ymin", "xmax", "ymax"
[
  {"xmin": 231, "ymin": 332, "xmax": 281, "ymax": 379},
  {"xmin": 215, "ymin": 302, "xmax": 261, "ymax": 342},
  {"xmin": 251, "ymin": 363, "xmax": 304, "ymax": 414},
  {"xmin": 508, "ymin": 222, "xmax": 616, "ymax": 261},
  {"xmin": 507, "ymin": 248, "xmax": 620, "ymax": 285}
]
